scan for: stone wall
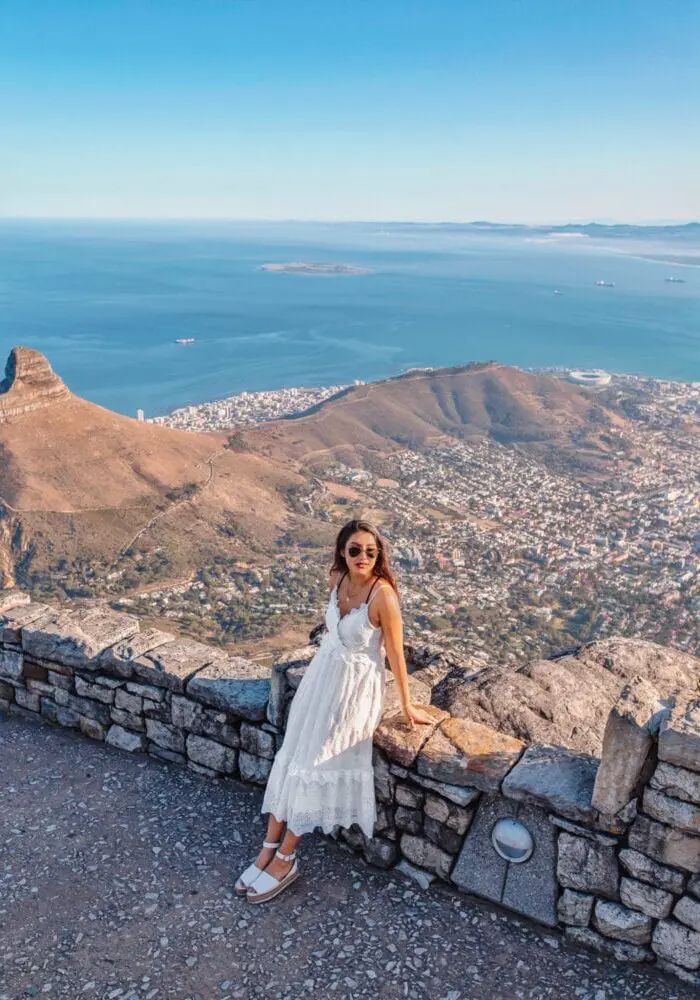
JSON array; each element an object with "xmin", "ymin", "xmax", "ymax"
[{"xmin": 1, "ymin": 588, "xmax": 699, "ymax": 985}]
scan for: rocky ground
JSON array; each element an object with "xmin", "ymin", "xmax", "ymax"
[{"xmin": 0, "ymin": 712, "xmax": 695, "ymax": 1000}]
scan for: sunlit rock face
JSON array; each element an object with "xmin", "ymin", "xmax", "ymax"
[{"xmin": 0, "ymin": 347, "xmax": 71, "ymax": 421}]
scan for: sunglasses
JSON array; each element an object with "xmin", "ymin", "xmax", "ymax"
[{"xmin": 347, "ymin": 544, "xmax": 378, "ymax": 559}]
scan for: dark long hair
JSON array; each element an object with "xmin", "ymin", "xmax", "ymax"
[{"xmin": 331, "ymin": 519, "xmax": 399, "ymax": 594}]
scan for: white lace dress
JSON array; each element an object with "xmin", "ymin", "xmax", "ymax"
[{"xmin": 260, "ymin": 581, "xmax": 387, "ymax": 838}]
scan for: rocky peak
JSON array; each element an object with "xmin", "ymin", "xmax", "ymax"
[{"xmin": 0, "ymin": 347, "xmax": 71, "ymax": 421}]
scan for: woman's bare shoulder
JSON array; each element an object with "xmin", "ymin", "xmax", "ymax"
[{"xmin": 327, "ymin": 568, "xmax": 342, "ymax": 591}]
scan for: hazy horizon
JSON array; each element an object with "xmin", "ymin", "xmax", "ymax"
[{"xmin": 2, "ymin": 0, "xmax": 698, "ymax": 222}]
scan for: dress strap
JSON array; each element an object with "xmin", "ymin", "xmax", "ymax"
[{"xmin": 366, "ymin": 577, "xmax": 385, "ymax": 607}]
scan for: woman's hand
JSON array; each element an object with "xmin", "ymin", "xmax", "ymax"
[{"xmin": 402, "ymin": 703, "xmax": 434, "ymax": 729}]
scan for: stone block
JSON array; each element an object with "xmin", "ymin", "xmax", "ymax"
[
  {"xmin": 0, "ymin": 679, "xmax": 14, "ymax": 700},
  {"xmin": 110, "ymin": 707, "xmax": 145, "ymax": 732},
  {"xmin": 591, "ymin": 676, "xmax": 669, "ymax": 816},
  {"xmin": 8, "ymin": 702, "xmax": 49, "ymax": 724},
  {"xmin": 406, "ymin": 772, "xmax": 481, "ymax": 807},
  {"xmin": 618, "ymin": 847, "xmax": 687, "ymax": 895},
  {"xmin": 690, "ymin": 874, "xmax": 700, "ymax": 900},
  {"xmin": 452, "ymin": 794, "xmax": 558, "ymax": 926},
  {"xmin": 186, "ymin": 733, "xmax": 237, "ymax": 774},
  {"xmin": 22, "ymin": 608, "xmax": 139, "ymax": 669},
  {"xmin": 674, "ymin": 895, "xmax": 700, "ymax": 932},
  {"xmin": 374, "ymin": 704, "xmax": 447, "ymax": 768},
  {"xmin": 501, "ymin": 801, "xmax": 559, "ymax": 927},
  {"xmin": 593, "ymin": 899, "xmax": 652, "ymax": 945},
  {"xmin": 620, "ymin": 876, "xmax": 674, "ymax": 919},
  {"xmin": 565, "ymin": 926, "xmax": 652, "ymax": 964},
  {"xmin": 547, "ymin": 815, "xmax": 618, "ymax": 846},
  {"xmin": 395, "ymin": 805, "xmax": 423, "ymax": 835},
  {"xmin": 132, "ymin": 638, "xmax": 217, "ymax": 692},
  {"xmin": 142, "ymin": 698, "xmax": 169, "ymax": 721},
  {"xmin": 399, "ymin": 833, "xmax": 453, "ymax": 880},
  {"xmin": 126, "ymin": 680, "xmax": 165, "ymax": 701},
  {"xmin": 417, "ymin": 717, "xmax": 524, "ymax": 791},
  {"xmin": 651, "ymin": 761, "xmax": 700, "ymax": 806},
  {"xmin": 238, "ymin": 750, "xmax": 271, "ymax": 784},
  {"xmin": 451, "ymin": 794, "xmax": 509, "ymax": 903},
  {"xmin": 115, "ymin": 688, "xmax": 143, "ymax": 714},
  {"xmin": 557, "ymin": 832, "xmax": 619, "ymax": 899},
  {"xmin": 502, "ymin": 744, "xmax": 599, "ymax": 825},
  {"xmin": 395, "ymin": 784, "xmax": 425, "ymax": 810},
  {"xmin": 557, "ymin": 889, "xmax": 594, "ymax": 926},
  {"xmin": 372, "ymin": 748, "xmax": 396, "ymax": 803},
  {"xmin": 170, "ymin": 694, "xmax": 240, "ymax": 747},
  {"xmin": 423, "ymin": 815, "xmax": 463, "ymax": 854},
  {"xmin": 0, "ymin": 647, "xmax": 23, "ymax": 682},
  {"xmin": 99, "ymin": 628, "xmax": 175, "ymax": 679},
  {"xmin": 61, "ymin": 692, "xmax": 111, "ymax": 725},
  {"xmin": 14, "ymin": 688, "xmax": 40, "ymax": 712},
  {"xmin": 75, "ymin": 675, "xmax": 115, "ymax": 705},
  {"xmin": 375, "ymin": 801, "xmax": 395, "ymax": 837},
  {"xmin": 659, "ymin": 696, "xmax": 700, "ymax": 773},
  {"xmin": 424, "ymin": 793, "xmax": 474, "ymax": 836},
  {"xmin": 186, "ymin": 655, "xmax": 270, "ymax": 720},
  {"xmin": 628, "ymin": 815, "xmax": 700, "ymax": 873},
  {"xmin": 146, "ymin": 719, "xmax": 185, "ymax": 753},
  {"xmin": 47, "ymin": 670, "xmax": 73, "ymax": 691},
  {"xmin": 394, "ymin": 859, "xmax": 435, "ymax": 889},
  {"xmin": 22, "ymin": 660, "xmax": 49, "ymax": 682},
  {"xmin": 652, "ymin": 918, "xmax": 700, "ymax": 970},
  {"xmin": 240, "ymin": 721, "xmax": 275, "ymax": 760},
  {"xmin": 642, "ymin": 788, "xmax": 700, "ymax": 836},
  {"xmin": 26, "ymin": 678, "xmax": 54, "ymax": 696},
  {"xmin": 363, "ymin": 837, "xmax": 398, "ymax": 869},
  {"xmin": 40, "ymin": 699, "xmax": 80, "ymax": 728},
  {"xmin": 1, "ymin": 604, "xmax": 56, "ymax": 644},
  {"xmin": 93, "ymin": 675, "xmax": 122, "ymax": 689},
  {"xmin": 267, "ymin": 647, "xmax": 314, "ymax": 727},
  {"xmin": 105, "ymin": 724, "xmax": 147, "ymax": 753},
  {"xmin": 79, "ymin": 717, "xmax": 106, "ymax": 741}
]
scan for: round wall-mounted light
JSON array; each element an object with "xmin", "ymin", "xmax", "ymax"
[{"xmin": 491, "ymin": 818, "xmax": 534, "ymax": 863}]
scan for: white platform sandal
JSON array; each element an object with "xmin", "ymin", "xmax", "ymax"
[
  {"xmin": 234, "ymin": 840, "xmax": 281, "ymax": 896},
  {"xmin": 245, "ymin": 848, "xmax": 299, "ymax": 904}
]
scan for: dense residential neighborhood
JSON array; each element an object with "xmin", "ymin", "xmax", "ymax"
[{"xmin": 113, "ymin": 371, "xmax": 699, "ymax": 665}]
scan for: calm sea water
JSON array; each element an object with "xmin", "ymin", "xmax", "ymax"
[{"xmin": 1, "ymin": 220, "xmax": 698, "ymax": 417}]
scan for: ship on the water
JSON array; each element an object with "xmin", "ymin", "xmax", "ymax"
[
  {"xmin": 595, "ymin": 280, "xmax": 615, "ymax": 287},
  {"xmin": 665, "ymin": 276, "xmax": 686, "ymax": 283},
  {"xmin": 175, "ymin": 338, "xmax": 196, "ymax": 345}
]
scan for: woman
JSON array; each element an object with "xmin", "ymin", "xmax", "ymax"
[{"xmin": 235, "ymin": 518, "xmax": 433, "ymax": 904}]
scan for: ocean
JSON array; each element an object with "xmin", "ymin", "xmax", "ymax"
[{"xmin": 1, "ymin": 220, "xmax": 698, "ymax": 418}]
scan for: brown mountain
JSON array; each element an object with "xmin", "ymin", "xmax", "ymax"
[
  {"xmin": 240, "ymin": 361, "xmax": 629, "ymax": 474},
  {"xmin": 0, "ymin": 348, "xmax": 630, "ymax": 597},
  {"xmin": 0, "ymin": 347, "xmax": 298, "ymax": 588}
]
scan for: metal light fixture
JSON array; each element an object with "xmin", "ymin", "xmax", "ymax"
[{"xmin": 491, "ymin": 818, "xmax": 534, "ymax": 863}]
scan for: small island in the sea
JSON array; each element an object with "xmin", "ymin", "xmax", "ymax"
[{"xmin": 259, "ymin": 261, "xmax": 370, "ymax": 275}]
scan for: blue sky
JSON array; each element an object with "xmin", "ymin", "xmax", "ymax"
[{"xmin": 2, "ymin": 0, "xmax": 699, "ymax": 223}]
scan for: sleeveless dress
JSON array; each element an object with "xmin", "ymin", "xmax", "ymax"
[{"xmin": 260, "ymin": 575, "xmax": 388, "ymax": 838}]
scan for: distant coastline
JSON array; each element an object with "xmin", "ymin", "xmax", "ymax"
[{"xmin": 259, "ymin": 261, "xmax": 370, "ymax": 275}]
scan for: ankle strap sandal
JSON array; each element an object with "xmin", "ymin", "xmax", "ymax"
[
  {"xmin": 246, "ymin": 849, "xmax": 300, "ymax": 904},
  {"xmin": 234, "ymin": 840, "xmax": 281, "ymax": 896}
]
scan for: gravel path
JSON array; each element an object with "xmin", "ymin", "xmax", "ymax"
[{"xmin": 0, "ymin": 711, "xmax": 694, "ymax": 1000}]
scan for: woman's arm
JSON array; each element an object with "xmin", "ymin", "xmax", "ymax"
[{"xmin": 374, "ymin": 587, "xmax": 434, "ymax": 730}]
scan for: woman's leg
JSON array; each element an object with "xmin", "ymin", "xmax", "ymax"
[{"xmin": 253, "ymin": 813, "xmax": 287, "ymax": 870}]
